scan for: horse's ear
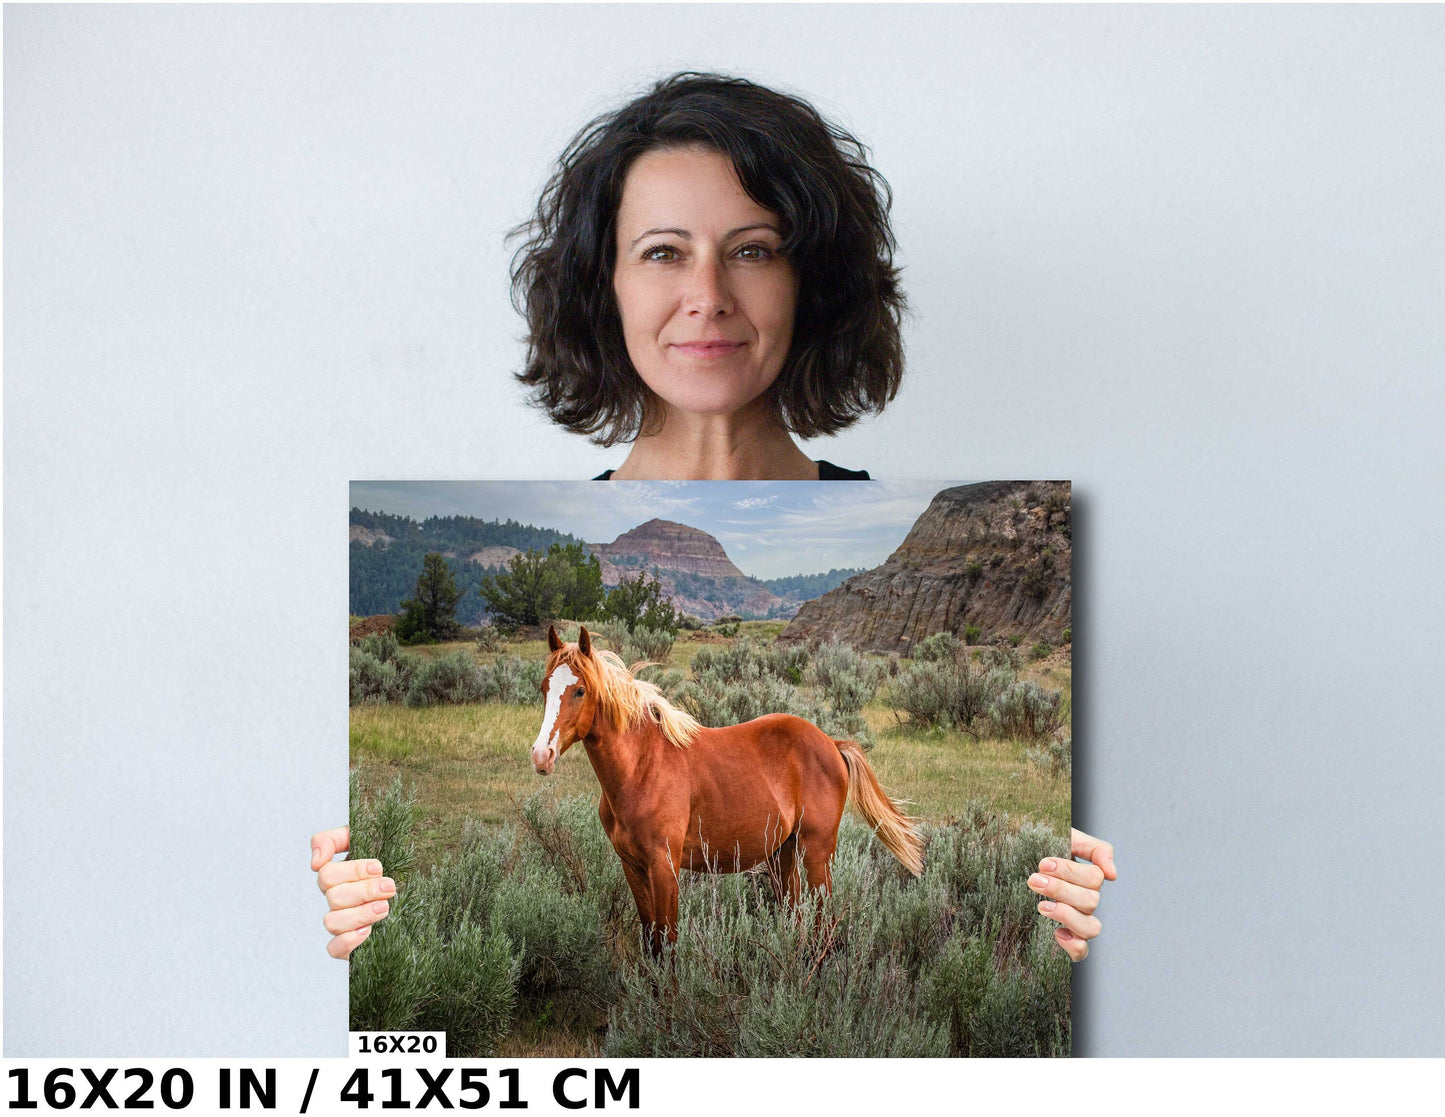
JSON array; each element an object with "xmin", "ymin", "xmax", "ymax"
[
  {"xmin": 578, "ymin": 626, "xmax": 592, "ymax": 657},
  {"xmin": 547, "ymin": 624, "xmax": 562, "ymax": 652}
]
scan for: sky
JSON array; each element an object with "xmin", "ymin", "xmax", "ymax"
[{"xmin": 349, "ymin": 480, "xmax": 984, "ymax": 579}]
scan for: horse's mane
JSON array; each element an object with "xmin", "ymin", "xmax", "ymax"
[{"xmin": 553, "ymin": 644, "xmax": 700, "ymax": 749}]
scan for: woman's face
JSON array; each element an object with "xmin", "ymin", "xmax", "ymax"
[{"xmin": 612, "ymin": 146, "xmax": 799, "ymax": 423}]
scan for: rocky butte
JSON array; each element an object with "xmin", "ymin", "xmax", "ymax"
[
  {"xmin": 588, "ymin": 518, "xmax": 792, "ymax": 621},
  {"xmin": 777, "ymin": 481, "xmax": 1072, "ymax": 655}
]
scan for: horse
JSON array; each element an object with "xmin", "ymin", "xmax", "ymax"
[{"xmin": 529, "ymin": 624, "xmax": 925, "ymax": 954}]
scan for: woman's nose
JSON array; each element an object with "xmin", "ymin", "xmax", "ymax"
[{"xmin": 683, "ymin": 258, "xmax": 733, "ymax": 317}]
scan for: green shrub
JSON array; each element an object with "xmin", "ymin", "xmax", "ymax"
[
  {"xmin": 673, "ymin": 673, "xmax": 802, "ymax": 728},
  {"xmin": 361, "ymin": 630, "xmax": 401, "ymax": 663},
  {"xmin": 714, "ymin": 622, "xmax": 740, "ymax": 638},
  {"xmin": 349, "ymin": 779, "xmax": 520, "ymax": 1055},
  {"xmin": 514, "ymin": 795, "xmax": 632, "ymax": 939},
  {"xmin": 350, "ymin": 633, "xmax": 422, "ymax": 705},
  {"xmin": 1026, "ymin": 734, "xmax": 1072, "ymax": 778},
  {"xmin": 1030, "ymin": 642, "xmax": 1053, "ymax": 661},
  {"xmin": 810, "ymin": 639, "xmax": 882, "ymax": 710},
  {"xmin": 1061, "ymin": 627, "xmax": 1072, "ymax": 645},
  {"xmin": 490, "ymin": 873, "xmax": 617, "ymax": 1023},
  {"xmin": 473, "ymin": 625, "xmax": 506, "ymax": 653},
  {"xmin": 678, "ymin": 614, "xmax": 705, "ymax": 631},
  {"xmin": 989, "ymin": 679, "xmax": 1064, "ymax": 740},
  {"xmin": 690, "ymin": 637, "xmax": 802, "ymax": 686},
  {"xmin": 963, "ymin": 624, "xmax": 982, "ymax": 645},
  {"xmin": 477, "ymin": 655, "xmax": 546, "ymax": 706},
  {"xmin": 348, "ymin": 912, "xmax": 436, "ymax": 1032},
  {"xmin": 982, "ymin": 645, "xmax": 1022, "ymax": 672},
  {"xmin": 350, "ymin": 646, "xmax": 411, "ymax": 705},
  {"xmin": 348, "ymin": 772, "xmax": 418, "ymax": 885},
  {"xmin": 889, "ymin": 657, "xmax": 1007, "ymax": 731},
  {"xmin": 677, "ymin": 639, "xmax": 871, "ymax": 744},
  {"xmin": 913, "ymin": 631, "xmax": 962, "ymax": 663},
  {"xmin": 412, "ymin": 920, "xmax": 520, "ymax": 1056},
  {"xmin": 594, "ymin": 620, "xmax": 630, "ymax": 651},
  {"xmin": 621, "ymin": 624, "xmax": 675, "ymax": 666},
  {"xmin": 405, "ymin": 651, "xmax": 486, "ymax": 707},
  {"xmin": 765, "ymin": 643, "xmax": 811, "ymax": 686}
]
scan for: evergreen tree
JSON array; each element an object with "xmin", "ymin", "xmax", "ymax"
[
  {"xmin": 395, "ymin": 552, "xmax": 463, "ymax": 643},
  {"xmin": 602, "ymin": 572, "xmax": 679, "ymax": 634},
  {"xmin": 479, "ymin": 543, "xmax": 606, "ymax": 627},
  {"xmin": 550, "ymin": 542, "xmax": 605, "ymax": 621},
  {"xmin": 479, "ymin": 550, "xmax": 567, "ymax": 627}
]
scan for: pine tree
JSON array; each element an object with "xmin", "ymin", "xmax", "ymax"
[
  {"xmin": 479, "ymin": 544, "xmax": 605, "ymax": 627},
  {"xmin": 395, "ymin": 552, "xmax": 463, "ymax": 643},
  {"xmin": 602, "ymin": 571, "xmax": 679, "ymax": 634},
  {"xmin": 549, "ymin": 542, "xmax": 604, "ymax": 621}
]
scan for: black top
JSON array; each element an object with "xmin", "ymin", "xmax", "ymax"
[{"xmin": 593, "ymin": 460, "xmax": 870, "ymax": 481}]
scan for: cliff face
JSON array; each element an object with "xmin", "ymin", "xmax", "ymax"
[
  {"xmin": 589, "ymin": 518, "xmax": 792, "ymax": 621},
  {"xmin": 777, "ymin": 481, "xmax": 1072, "ymax": 654}
]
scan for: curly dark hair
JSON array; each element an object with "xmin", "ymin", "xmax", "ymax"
[{"xmin": 510, "ymin": 72, "xmax": 906, "ymax": 447}]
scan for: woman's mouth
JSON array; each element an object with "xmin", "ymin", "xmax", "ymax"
[{"xmin": 670, "ymin": 340, "xmax": 745, "ymax": 359}]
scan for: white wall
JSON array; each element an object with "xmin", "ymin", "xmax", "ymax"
[{"xmin": 6, "ymin": 4, "xmax": 1444, "ymax": 1055}]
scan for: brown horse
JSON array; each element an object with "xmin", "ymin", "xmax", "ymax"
[{"xmin": 529, "ymin": 625, "xmax": 924, "ymax": 954}]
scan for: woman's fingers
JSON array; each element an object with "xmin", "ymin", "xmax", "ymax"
[
  {"xmin": 325, "ymin": 875, "xmax": 397, "ymax": 912},
  {"xmin": 1033, "ymin": 832, "xmax": 1114, "ymax": 962},
  {"xmin": 313, "ymin": 825, "xmax": 392, "ymax": 959},
  {"xmin": 326, "ymin": 925, "xmax": 374, "ymax": 960},
  {"xmin": 1028, "ymin": 870, "xmax": 1099, "ymax": 915},
  {"xmin": 311, "ymin": 827, "xmax": 351, "ymax": 874},
  {"xmin": 317, "ymin": 857, "xmax": 385, "ymax": 893},
  {"xmin": 324, "ymin": 898, "xmax": 391, "ymax": 936},
  {"xmin": 1053, "ymin": 926, "xmax": 1089, "ymax": 962},
  {"xmin": 1037, "ymin": 855, "xmax": 1104, "ymax": 891},
  {"xmin": 1070, "ymin": 828, "xmax": 1117, "ymax": 881},
  {"xmin": 1036, "ymin": 897, "xmax": 1102, "ymax": 941}
]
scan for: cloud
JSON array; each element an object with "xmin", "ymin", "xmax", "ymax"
[{"xmin": 732, "ymin": 495, "xmax": 777, "ymax": 510}]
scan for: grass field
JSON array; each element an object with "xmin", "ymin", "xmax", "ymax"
[{"xmin": 350, "ymin": 624, "xmax": 1070, "ymax": 872}]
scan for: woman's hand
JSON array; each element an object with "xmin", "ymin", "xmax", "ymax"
[
  {"xmin": 311, "ymin": 826, "xmax": 394, "ymax": 959},
  {"xmin": 1029, "ymin": 828, "xmax": 1116, "ymax": 962}
]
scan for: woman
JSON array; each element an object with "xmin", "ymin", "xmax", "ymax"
[{"xmin": 319, "ymin": 72, "xmax": 1115, "ymax": 960}]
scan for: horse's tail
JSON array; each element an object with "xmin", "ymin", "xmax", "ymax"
[{"xmin": 835, "ymin": 739, "xmax": 925, "ymax": 877}]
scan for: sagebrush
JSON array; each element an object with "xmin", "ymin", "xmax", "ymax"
[{"xmin": 349, "ymin": 780, "xmax": 1070, "ymax": 1057}]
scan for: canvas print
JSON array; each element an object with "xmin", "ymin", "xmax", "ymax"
[{"xmin": 348, "ymin": 480, "xmax": 1073, "ymax": 1056}]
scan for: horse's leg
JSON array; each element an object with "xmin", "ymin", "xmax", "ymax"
[
  {"xmin": 800, "ymin": 841, "xmax": 835, "ymax": 895},
  {"xmin": 618, "ymin": 859, "xmax": 661, "ymax": 953},
  {"xmin": 621, "ymin": 855, "xmax": 680, "ymax": 959},
  {"xmin": 767, "ymin": 832, "xmax": 802, "ymax": 907},
  {"xmin": 796, "ymin": 826, "xmax": 843, "ymax": 950},
  {"xmin": 646, "ymin": 854, "xmax": 681, "ymax": 956}
]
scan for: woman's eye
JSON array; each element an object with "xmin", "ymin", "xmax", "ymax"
[
  {"xmin": 735, "ymin": 243, "xmax": 773, "ymax": 260},
  {"xmin": 643, "ymin": 245, "xmax": 679, "ymax": 262}
]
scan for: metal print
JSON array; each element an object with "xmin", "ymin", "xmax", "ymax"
[{"xmin": 348, "ymin": 480, "xmax": 1073, "ymax": 1057}]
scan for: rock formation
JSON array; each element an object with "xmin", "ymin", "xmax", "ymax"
[
  {"xmin": 777, "ymin": 481, "xmax": 1072, "ymax": 654},
  {"xmin": 589, "ymin": 518, "xmax": 793, "ymax": 621}
]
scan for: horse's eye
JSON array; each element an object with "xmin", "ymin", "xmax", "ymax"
[{"xmin": 575, "ymin": 687, "xmax": 585, "ymax": 697}]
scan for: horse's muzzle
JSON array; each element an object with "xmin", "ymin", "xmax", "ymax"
[{"xmin": 532, "ymin": 746, "xmax": 556, "ymax": 775}]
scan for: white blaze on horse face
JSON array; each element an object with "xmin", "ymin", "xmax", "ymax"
[{"xmin": 532, "ymin": 663, "xmax": 579, "ymax": 773}]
